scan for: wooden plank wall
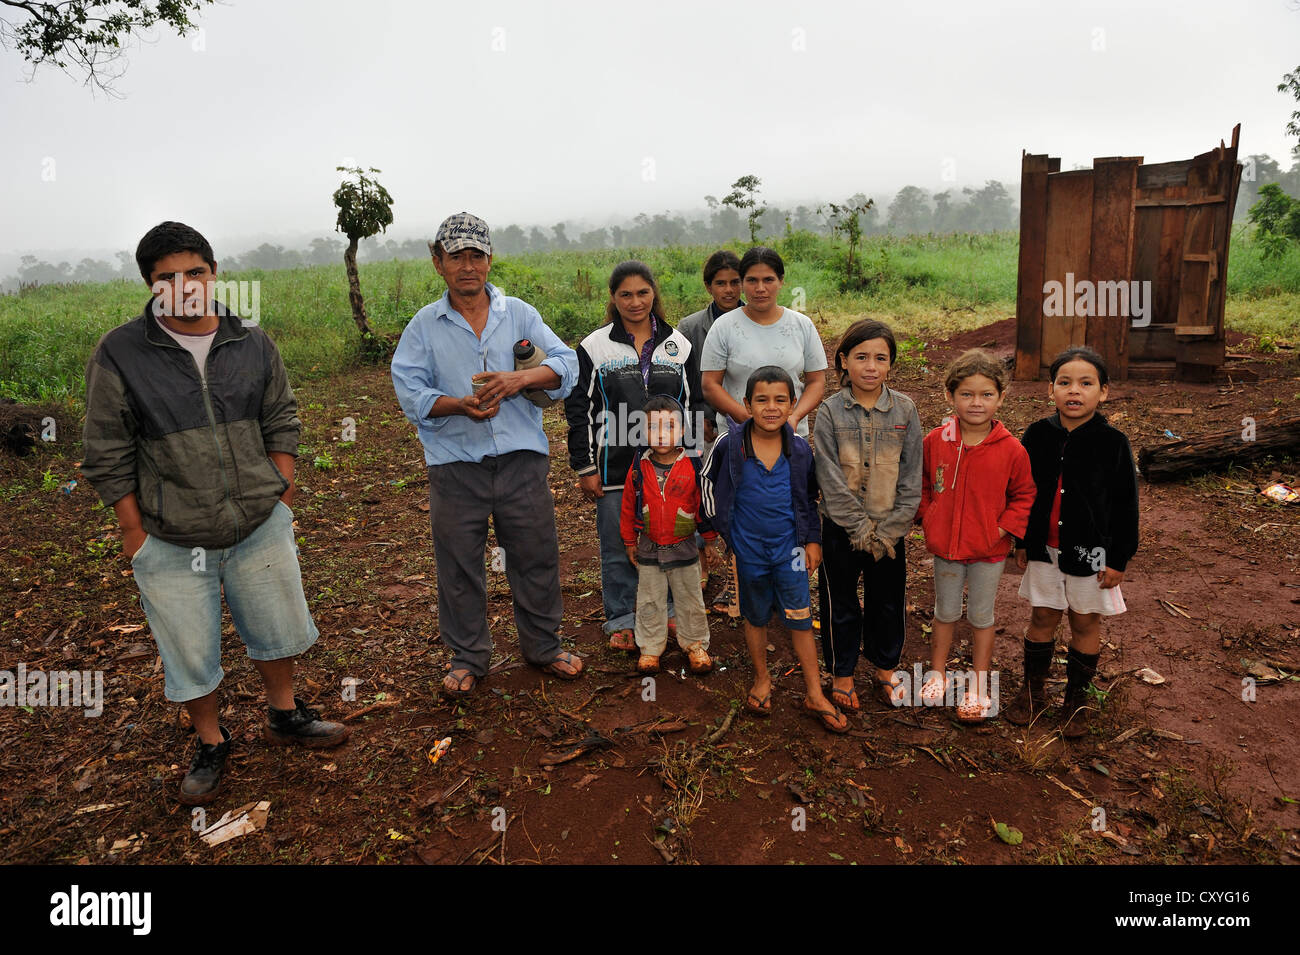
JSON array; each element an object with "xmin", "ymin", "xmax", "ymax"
[
  {"xmin": 1015, "ymin": 127, "xmax": 1240, "ymax": 380},
  {"xmin": 1014, "ymin": 152, "xmax": 1057, "ymax": 379},
  {"xmin": 1088, "ymin": 157, "xmax": 1140, "ymax": 378},
  {"xmin": 1040, "ymin": 170, "xmax": 1094, "ymax": 371}
]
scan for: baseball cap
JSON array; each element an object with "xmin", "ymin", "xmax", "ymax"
[{"xmin": 434, "ymin": 212, "xmax": 492, "ymax": 255}]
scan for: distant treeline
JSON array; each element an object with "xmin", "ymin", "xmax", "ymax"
[{"xmin": 6, "ymin": 154, "xmax": 1297, "ymax": 292}]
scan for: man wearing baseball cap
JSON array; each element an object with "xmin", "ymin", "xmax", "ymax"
[{"xmin": 392, "ymin": 213, "xmax": 585, "ymax": 698}]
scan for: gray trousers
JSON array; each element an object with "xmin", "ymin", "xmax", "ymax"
[{"xmin": 427, "ymin": 450, "xmax": 564, "ymax": 677}]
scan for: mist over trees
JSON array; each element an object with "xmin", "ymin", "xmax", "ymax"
[
  {"xmin": 12, "ymin": 159, "xmax": 1292, "ymax": 293},
  {"xmin": 7, "ymin": 151, "xmax": 1297, "ymax": 294},
  {"xmin": 1236, "ymin": 150, "xmax": 1300, "ymax": 221}
]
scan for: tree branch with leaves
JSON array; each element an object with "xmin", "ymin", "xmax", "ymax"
[
  {"xmin": 0, "ymin": 0, "xmax": 213, "ymax": 94},
  {"xmin": 1281, "ymin": 64, "xmax": 1300, "ymax": 142}
]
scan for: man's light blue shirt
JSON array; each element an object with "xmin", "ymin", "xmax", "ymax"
[{"xmin": 391, "ymin": 282, "xmax": 578, "ymax": 466}]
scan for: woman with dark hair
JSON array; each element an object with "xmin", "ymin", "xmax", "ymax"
[
  {"xmin": 699, "ymin": 245, "xmax": 829, "ymax": 617},
  {"xmin": 699, "ymin": 245, "xmax": 827, "ymax": 438},
  {"xmin": 566, "ymin": 261, "xmax": 701, "ymax": 651}
]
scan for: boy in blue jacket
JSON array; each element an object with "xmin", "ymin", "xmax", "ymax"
[{"xmin": 701, "ymin": 366, "xmax": 846, "ymax": 733}]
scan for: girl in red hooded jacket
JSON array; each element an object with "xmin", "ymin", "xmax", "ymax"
[{"xmin": 917, "ymin": 350, "xmax": 1035, "ymax": 722}]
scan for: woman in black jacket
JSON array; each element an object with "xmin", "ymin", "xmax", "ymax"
[{"xmin": 566, "ymin": 261, "xmax": 700, "ymax": 651}]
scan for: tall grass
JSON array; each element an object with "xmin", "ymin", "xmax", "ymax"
[{"xmin": 2, "ymin": 230, "xmax": 1296, "ymax": 406}]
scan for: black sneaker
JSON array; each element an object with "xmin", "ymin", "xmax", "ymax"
[
  {"xmin": 265, "ymin": 696, "xmax": 351, "ymax": 749},
  {"xmin": 179, "ymin": 726, "xmax": 232, "ymax": 806}
]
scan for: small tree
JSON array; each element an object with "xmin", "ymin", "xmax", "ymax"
[
  {"xmin": 722, "ymin": 175, "xmax": 767, "ymax": 244},
  {"xmin": 1248, "ymin": 183, "xmax": 1300, "ymax": 259},
  {"xmin": 818, "ymin": 195, "xmax": 875, "ymax": 285},
  {"xmin": 332, "ymin": 165, "xmax": 393, "ymax": 354}
]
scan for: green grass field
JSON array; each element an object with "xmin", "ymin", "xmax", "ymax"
[{"xmin": 2, "ymin": 230, "xmax": 1296, "ymax": 406}]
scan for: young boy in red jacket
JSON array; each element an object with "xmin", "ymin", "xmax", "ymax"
[
  {"xmin": 917, "ymin": 350, "xmax": 1035, "ymax": 722},
  {"xmin": 621, "ymin": 396, "xmax": 716, "ymax": 675}
]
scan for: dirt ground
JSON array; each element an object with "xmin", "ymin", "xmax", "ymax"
[{"xmin": 2, "ymin": 316, "xmax": 1298, "ymax": 865}]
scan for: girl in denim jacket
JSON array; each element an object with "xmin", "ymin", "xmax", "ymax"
[{"xmin": 813, "ymin": 320, "xmax": 923, "ymax": 711}]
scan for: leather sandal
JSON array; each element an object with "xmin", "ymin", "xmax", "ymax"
[
  {"xmin": 541, "ymin": 650, "xmax": 584, "ymax": 681},
  {"xmin": 440, "ymin": 668, "xmax": 477, "ymax": 700}
]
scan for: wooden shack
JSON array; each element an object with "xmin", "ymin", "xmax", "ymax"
[{"xmin": 1015, "ymin": 125, "xmax": 1242, "ymax": 381}]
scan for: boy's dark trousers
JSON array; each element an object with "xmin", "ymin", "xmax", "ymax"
[{"xmin": 817, "ymin": 516, "xmax": 905, "ymax": 677}]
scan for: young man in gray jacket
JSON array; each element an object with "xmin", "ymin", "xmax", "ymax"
[{"xmin": 82, "ymin": 221, "xmax": 348, "ymax": 806}]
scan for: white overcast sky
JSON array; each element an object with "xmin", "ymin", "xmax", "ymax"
[{"xmin": 1, "ymin": 0, "xmax": 1297, "ymax": 260}]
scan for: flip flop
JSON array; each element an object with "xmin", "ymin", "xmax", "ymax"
[
  {"xmin": 830, "ymin": 686, "xmax": 860, "ymax": 712},
  {"xmin": 541, "ymin": 650, "xmax": 584, "ymax": 681},
  {"xmin": 802, "ymin": 699, "xmax": 849, "ymax": 734},
  {"xmin": 440, "ymin": 668, "xmax": 477, "ymax": 700},
  {"xmin": 872, "ymin": 672, "xmax": 907, "ymax": 708},
  {"xmin": 607, "ymin": 629, "xmax": 636, "ymax": 652},
  {"xmin": 744, "ymin": 689, "xmax": 772, "ymax": 717}
]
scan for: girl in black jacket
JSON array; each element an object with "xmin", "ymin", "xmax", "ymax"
[{"xmin": 1007, "ymin": 347, "xmax": 1139, "ymax": 738}]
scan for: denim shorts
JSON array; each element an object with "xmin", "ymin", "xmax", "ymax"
[
  {"xmin": 130, "ymin": 500, "xmax": 319, "ymax": 702},
  {"xmin": 736, "ymin": 559, "xmax": 813, "ymax": 630},
  {"xmin": 933, "ymin": 555, "xmax": 1007, "ymax": 629}
]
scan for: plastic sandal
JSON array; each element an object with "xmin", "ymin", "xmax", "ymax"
[
  {"xmin": 872, "ymin": 671, "xmax": 907, "ymax": 708},
  {"xmin": 957, "ymin": 692, "xmax": 992, "ymax": 723},
  {"xmin": 831, "ymin": 686, "xmax": 860, "ymax": 712},
  {"xmin": 542, "ymin": 651, "xmax": 583, "ymax": 681},
  {"xmin": 686, "ymin": 644, "xmax": 712, "ymax": 674},
  {"xmin": 919, "ymin": 673, "xmax": 948, "ymax": 706},
  {"xmin": 802, "ymin": 699, "xmax": 849, "ymax": 734},
  {"xmin": 607, "ymin": 629, "xmax": 636, "ymax": 652}
]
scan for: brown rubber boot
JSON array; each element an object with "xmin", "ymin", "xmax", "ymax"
[
  {"xmin": 1003, "ymin": 638, "xmax": 1054, "ymax": 726},
  {"xmin": 1060, "ymin": 647, "xmax": 1100, "ymax": 740},
  {"xmin": 1060, "ymin": 687, "xmax": 1094, "ymax": 739}
]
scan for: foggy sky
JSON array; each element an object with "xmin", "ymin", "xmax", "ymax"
[{"xmin": 2, "ymin": 0, "xmax": 1297, "ymax": 261}]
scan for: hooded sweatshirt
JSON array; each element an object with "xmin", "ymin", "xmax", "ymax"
[{"xmin": 918, "ymin": 419, "xmax": 1036, "ymax": 563}]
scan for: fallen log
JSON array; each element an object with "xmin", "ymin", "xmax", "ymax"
[{"xmin": 1137, "ymin": 415, "xmax": 1300, "ymax": 482}]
